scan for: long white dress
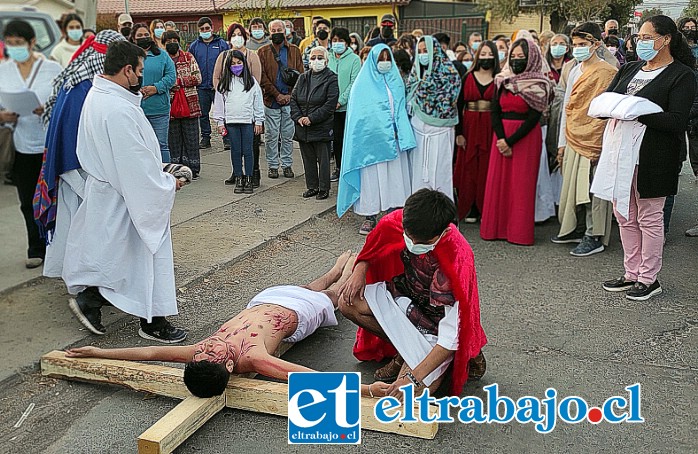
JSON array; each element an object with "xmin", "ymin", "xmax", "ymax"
[
  {"xmin": 62, "ymin": 75, "xmax": 178, "ymax": 322},
  {"xmin": 408, "ymin": 115, "xmax": 455, "ymax": 200}
]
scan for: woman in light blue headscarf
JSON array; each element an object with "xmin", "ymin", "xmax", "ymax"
[{"xmin": 336, "ymin": 44, "xmax": 416, "ymax": 235}]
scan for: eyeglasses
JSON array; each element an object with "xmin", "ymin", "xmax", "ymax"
[
  {"xmin": 309, "ymin": 55, "xmax": 325, "ymax": 60},
  {"xmin": 633, "ymin": 34, "xmax": 664, "ymax": 43},
  {"xmin": 199, "ymin": 25, "xmax": 212, "ymax": 32},
  {"xmin": 683, "ymin": 26, "xmax": 698, "ymax": 31}
]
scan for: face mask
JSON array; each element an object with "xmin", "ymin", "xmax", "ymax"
[
  {"xmin": 317, "ymin": 29, "xmax": 329, "ymax": 41},
  {"xmin": 120, "ymin": 26, "xmax": 131, "ymax": 38},
  {"xmin": 471, "ymin": 41, "xmax": 481, "ymax": 51},
  {"xmin": 67, "ymin": 29, "xmax": 83, "ymax": 42},
  {"xmin": 403, "ymin": 231, "xmax": 443, "ymax": 255},
  {"xmin": 285, "ymin": 27, "xmax": 292, "ymax": 37},
  {"xmin": 154, "ymin": 28, "xmax": 165, "ymax": 39},
  {"xmin": 510, "ymin": 58, "xmax": 527, "ymax": 74},
  {"xmin": 682, "ymin": 29, "xmax": 698, "ymax": 41},
  {"xmin": 636, "ymin": 39, "xmax": 661, "ymax": 61},
  {"xmin": 381, "ymin": 27, "xmax": 393, "ymax": 39},
  {"xmin": 550, "ymin": 44, "xmax": 567, "ymax": 58},
  {"xmin": 6, "ymin": 45, "xmax": 30, "ymax": 63},
  {"xmin": 251, "ymin": 29, "xmax": 265, "ymax": 40},
  {"xmin": 332, "ymin": 42, "xmax": 346, "ymax": 54},
  {"xmin": 572, "ymin": 46, "xmax": 592, "ymax": 62},
  {"xmin": 271, "ymin": 32, "xmax": 285, "ymax": 45},
  {"xmin": 166, "ymin": 42, "xmax": 179, "ymax": 55},
  {"xmin": 498, "ymin": 50, "xmax": 507, "ymax": 62},
  {"xmin": 230, "ymin": 63, "xmax": 244, "ymax": 76},
  {"xmin": 230, "ymin": 35, "xmax": 244, "ymax": 48},
  {"xmin": 607, "ymin": 46, "xmax": 618, "ymax": 55},
  {"xmin": 200, "ymin": 31, "xmax": 212, "ymax": 40},
  {"xmin": 350, "ymin": 43, "xmax": 358, "ymax": 51},
  {"xmin": 464, "ymin": 61, "xmax": 473, "ymax": 70},
  {"xmin": 608, "ymin": 28, "xmax": 618, "ymax": 35},
  {"xmin": 478, "ymin": 58, "xmax": 494, "ymax": 70},
  {"xmin": 418, "ymin": 53, "xmax": 430, "ymax": 66},
  {"xmin": 377, "ymin": 60, "xmax": 392, "ymax": 73},
  {"xmin": 128, "ymin": 71, "xmax": 143, "ymax": 94},
  {"xmin": 310, "ymin": 58, "xmax": 326, "ymax": 72},
  {"xmin": 136, "ymin": 37, "xmax": 153, "ymax": 49}
]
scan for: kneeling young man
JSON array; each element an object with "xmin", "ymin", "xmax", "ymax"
[
  {"xmin": 339, "ymin": 189, "xmax": 487, "ymax": 398},
  {"xmin": 67, "ymin": 252, "xmax": 391, "ymax": 398}
]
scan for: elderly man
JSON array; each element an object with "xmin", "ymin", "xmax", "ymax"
[
  {"xmin": 603, "ymin": 19, "xmax": 625, "ymax": 47},
  {"xmin": 467, "ymin": 32, "xmax": 482, "ymax": 56},
  {"xmin": 258, "ymin": 19, "xmax": 304, "ymax": 179},
  {"xmin": 284, "ymin": 20, "xmax": 302, "ymax": 46}
]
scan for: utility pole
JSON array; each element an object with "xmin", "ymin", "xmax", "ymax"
[{"xmin": 124, "ymin": 0, "xmax": 130, "ymax": 14}]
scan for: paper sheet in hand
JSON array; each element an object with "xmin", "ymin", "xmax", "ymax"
[{"xmin": 0, "ymin": 89, "xmax": 42, "ymax": 116}]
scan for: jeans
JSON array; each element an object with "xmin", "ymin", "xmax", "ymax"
[
  {"xmin": 146, "ymin": 114, "xmax": 170, "ymax": 163},
  {"xmin": 226, "ymin": 123, "xmax": 254, "ymax": 176},
  {"xmin": 13, "ymin": 151, "xmax": 45, "ymax": 259},
  {"xmin": 299, "ymin": 141, "xmax": 330, "ymax": 191},
  {"xmin": 253, "ymin": 134, "xmax": 261, "ymax": 171},
  {"xmin": 197, "ymin": 88, "xmax": 215, "ymax": 140},
  {"xmin": 264, "ymin": 106, "xmax": 294, "ymax": 169}
]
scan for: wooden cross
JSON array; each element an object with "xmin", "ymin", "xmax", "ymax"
[{"xmin": 41, "ymin": 349, "xmax": 438, "ymax": 454}]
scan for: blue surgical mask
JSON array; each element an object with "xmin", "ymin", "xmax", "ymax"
[
  {"xmin": 498, "ymin": 50, "xmax": 507, "ymax": 62},
  {"xmin": 636, "ymin": 39, "xmax": 660, "ymax": 61},
  {"xmin": 464, "ymin": 61, "xmax": 473, "ymax": 70},
  {"xmin": 471, "ymin": 41, "xmax": 481, "ymax": 51},
  {"xmin": 285, "ymin": 27, "xmax": 292, "ymax": 37},
  {"xmin": 332, "ymin": 42, "xmax": 346, "ymax": 54},
  {"xmin": 200, "ymin": 31, "xmax": 212, "ymax": 40},
  {"xmin": 154, "ymin": 28, "xmax": 165, "ymax": 39},
  {"xmin": 572, "ymin": 46, "xmax": 592, "ymax": 62},
  {"xmin": 403, "ymin": 231, "xmax": 444, "ymax": 255},
  {"xmin": 550, "ymin": 44, "xmax": 567, "ymax": 58},
  {"xmin": 377, "ymin": 61, "xmax": 392, "ymax": 73},
  {"xmin": 6, "ymin": 45, "xmax": 30, "ymax": 63},
  {"xmin": 67, "ymin": 29, "xmax": 83, "ymax": 42},
  {"xmin": 418, "ymin": 53, "xmax": 430, "ymax": 66},
  {"xmin": 251, "ymin": 29, "xmax": 265, "ymax": 40}
]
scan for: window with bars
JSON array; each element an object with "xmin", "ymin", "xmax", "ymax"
[{"xmin": 330, "ymin": 16, "xmax": 378, "ymax": 38}]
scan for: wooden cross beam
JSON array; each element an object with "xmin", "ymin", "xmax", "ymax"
[{"xmin": 41, "ymin": 351, "xmax": 438, "ymax": 453}]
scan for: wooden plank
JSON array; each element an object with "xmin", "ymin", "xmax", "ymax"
[{"xmin": 137, "ymin": 395, "xmax": 225, "ymax": 454}]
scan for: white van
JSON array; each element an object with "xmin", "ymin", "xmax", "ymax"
[{"xmin": 0, "ymin": 5, "xmax": 63, "ymax": 57}]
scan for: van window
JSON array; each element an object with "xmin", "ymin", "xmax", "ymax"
[{"xmin": 0, "ymin": 15, "xmax": 57, "ymax": 52}]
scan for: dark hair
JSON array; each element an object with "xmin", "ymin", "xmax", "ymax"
[
  {"xmin": 571, "ymin": 22, "xmax": 603, "ymax": 42},
  {"xmin": 509, "ymin": 38, "xmax": 529, "ymax": 65},
  {"xmin": 316, "ymin": 19, "xmax": 331, "ymax": 29},
  {"xmin": 218, "ymin": 49, "xmax": 255, "ymax": 93},
  {"xmin": 644, "ymin": 15, "xmax": 696, "ymax": 68},
  {"xmin": 183, "ymin": 361, "xmax": 230, "ymax": 398},
  {"xmin": 84, "ymin": 28, "xmax": 95, "ymax": 35},
  {"xmin": 249, "ymin": 17, "xmax": 266, "ymax": 30},
  {"xmin": 677, "ymin": 17, "xmax": 698, "ymax": 30},
  {"xmin": 403, "ymin": 189, "xmax": 457, "ymax": 242},
  {"xmin": 452, "ymin": 40, "xmax": 467, "ymax": 51},
  {"xmin": 162, "ymin": 30, "xmax": 180, "ymax": 43},
  {"xmin": 545, "ymin": 34, "xmax": 572, "ymax": 65},
  {"xmin": 197, "ymin": 17, "xmax": 212, "ymax": 28},
  {"xmin": 392, "ymin": 49, "xmax": 412, "ymax": 75},
  {"xmin": 395, "ymin": 34, "xmax": 415, "ymax": 53},
  {"xmin": 103, "ymin": 41, "xmax": 146, "ymax": 76},
  {"xmin": 330, "ymin": 27, "xmax": 350, "ymax": 44},
  {"xmin": 3, "ymin": 20, "xmax": 35, "ymax": 42},
  {"xmin": 61, "ymin": 13, "xmax": 83, "ymax": 32},
  {"xmin": 603, "ymin": 36, "xmax": 621, "ymax": 47},
  {"xmin": 433, "ymin": 32, "xmax": 450, "ymax": 46},
  {"xmin": 130, "ymin": 23, "xmax": 160, "ymax": 55},
  {"xmin": 472, "ymin": 40, "xmax": 500, "ymax": 75},
  {"xmin": 227, "ymin": 22, "xmax": 248, "ymax": 42},
  {"xmin": 366, "ymin": 26, "xmax": 380, "ymax": 42},
  {"xmin": 312, "ymin": 15, "xmax": 324, "ymax": 21}
]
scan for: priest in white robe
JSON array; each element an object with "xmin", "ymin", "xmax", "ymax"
[{"xmin": 64, "ymin": 41, "xmax": 187, "ymax": 343}]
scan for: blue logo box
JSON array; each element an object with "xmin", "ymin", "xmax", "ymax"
[{"xmin": 288, "ymin": 372, "xmax": 361, "ymax": 444}]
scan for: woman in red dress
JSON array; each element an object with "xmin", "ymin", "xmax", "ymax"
[
  {"xmin": 480, "ymin": 38, "xmax": 552, "ymax": 245},
  {"xmin": 454, "ymin": 40, "xmax": 499, "ymax": 222}
]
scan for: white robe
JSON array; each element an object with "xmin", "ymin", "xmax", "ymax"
[
  {"xmin": 409, "ymin": 115, "xmax": 455, "ymax": 200},
  {"xmin": 62, "ymin": 76, "xmax": 178, "ymax": 322}
]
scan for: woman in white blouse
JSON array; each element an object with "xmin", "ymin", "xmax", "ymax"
[
  {"xmin": 0, "ymin": 20, "xmax": 62, "ymax": 268},
  {"xmin": 49, "ymin": 14, "xmax": 84, "ymax": 67}
]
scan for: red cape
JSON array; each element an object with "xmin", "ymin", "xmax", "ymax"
[{"xmin": 354, "ymin": 210, "xmax": 487, "ymax": 395}]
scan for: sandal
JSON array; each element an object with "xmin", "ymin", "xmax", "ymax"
[{"xmin": 373, "ymin": 354, "xmax": 404, "ymax": 383}]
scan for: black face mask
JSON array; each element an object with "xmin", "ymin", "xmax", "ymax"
[
  {"xmin": 683, "ymin": 29, "xmax": 698, "ymax": 41},
  {"xmin": 510, "ymin": 58, "xmax": 527, "ymax": 74},
  {"xmin": 608, "ymin": 28, "xmax": 618, "ymax": 35},
  {"xmin": 120, "ymin": 26, "xmax": 131, "ymax": 38},
  {"xmin": 479, "ymin": 58, "xmax": 494, "ymax": 70},
  {"xmin": 129, "ymin": 74, "xmax": 143, "ymax": 94},
  {"xmin": 136, "ymin": 37, "xmax": 153, "ymax": 49},
  {"xmin": 271, "ymin": 32, "xmax": 285, "ymax": 45},
  {"xmin": 166, "ymin": 43, "xmax": 179, "ymax": 55},
  {"xmin": 381, "ymin": 26, "xmax": 393, "ymax": 39},
  {"xmin": 625, "ymin": 50, "xmax": 637, "ymax": 62},
  {"xmin": 316, "ymin": 29, "xmax": 329, "ymax": 41}
]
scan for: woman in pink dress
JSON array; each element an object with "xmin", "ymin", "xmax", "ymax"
[{"xmin": 480, "ymin": 38, "xmax": 552, "ymax": 245}]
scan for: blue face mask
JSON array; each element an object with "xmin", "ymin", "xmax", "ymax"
[
  {"xmin": 418, "ymin": 53, "xmax": 430, "ymax": 66},
  {"xmin": 332, "ymin": 42, "xmax": 346, "ymax": 54},
  {"xmin": 377, "ymin": 61, "xmax": 392, "ymax": 73},
  {"xmin": 464, "ymin": 61, "xmax": 473, "ymax": 70},
  {"xmin": 67, "ymin": 29, "xmax": 83, "ymax": 42},
  {"xmin": 251, "ymin": 29, "xmax": 265, "ymax": 40},
  {"xmin": 636, "ymin": 39, "xmax": 661, "ymax": 61},
  {"xmin": 154, "ymin": 28, "xmax": 165, "ymax": 39},
  {"xmin": 6, "ymin": 45, "xmax": 30, "ymax": 63},
  {"xmin": 572, "ymin": 46, "xmax": 592, "ymax": 63},
  {"xmin": 498, "ymin": 50, "xmax": 507, "ymax": 62},
  {"xmin": 550, "ymin": 44, "xmax": 567, "ymax": 58},
  {"xmin": 200, "ymin": 31, "xmax": 212, "ymax": 40},
  {"xmin": 471, "ymin": 41, "xmax": 481, "ymax": 51},
  {"xmin": 403, "ymin": 231, "xmax": 445, "ymax": 255}
]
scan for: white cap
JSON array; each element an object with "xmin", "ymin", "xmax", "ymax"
[{"xmin": 118, "ymin": 13, "xmax": 133, "ymax": 25}]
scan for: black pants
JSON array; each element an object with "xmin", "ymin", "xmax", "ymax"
[
  {"xmin": 13, "ymin": 151, "xmax": 45, "ymax": 259},
  {"xmin": 299, "ymin": 141, "xmax": 330, "ymax": 191},
  {"xmin": 253, "ymin": 134, "xmax": 261, "ymax": 171},
  {"xmin": 689, "ymin": 135, "xmax": 698, "ymax": 176},
  {"xmin": 332, "ymin": 111, "xmax": 347, "ymax": 170}
]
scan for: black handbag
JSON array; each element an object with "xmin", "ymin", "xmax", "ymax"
[{"xmin": 270, "ymin": 44, "xmax": 300, "ymax": 88}]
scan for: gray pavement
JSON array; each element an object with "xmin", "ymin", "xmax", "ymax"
[{"xmin": 0, "ymin": 154, "xmax": 696, "ymax": 453}]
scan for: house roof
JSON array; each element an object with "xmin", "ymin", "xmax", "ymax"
[
  {"xmin": 219, "ymin": 0, "xmax": 408, "ymax": 10},
  {"xmin": 98, "ymin": 0, "xmax": 223, "ymax": 16}
]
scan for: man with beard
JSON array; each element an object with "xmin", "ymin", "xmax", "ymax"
[{"xmin": 367, "ymin": 14, "xmax": 397, "ymax": 47}]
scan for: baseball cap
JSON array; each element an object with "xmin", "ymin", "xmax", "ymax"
[
  {"xmin": 380, "ymin": 14, "xmax": 396, "ymax": 26},
  {"xmin": 118, "ymin": 13, "xmax": 133, "ymax": 25}
]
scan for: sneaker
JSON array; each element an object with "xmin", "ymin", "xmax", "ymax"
[
  {"xmin": 68, "ymin": 289, "xmax": 106, "ymax": 335},
  {"xmin": 139, "ymin": 321, "xmax": 187, "ymax": 344},
  {"xmin": 283, "ymin": 167, "xmax": 294, "ymax": 178},
  {"xmin": 359, "ymin": 219, "xmax": 376, "ymax": 235},
  {"xmin": 192, "ymin": 173, "xmax": 199, "ymax": 181},
  {"xmin": 302, "ymin": 188, "xmax": 319, "ymax": 198},
  {"xmin": 551, "ymin": 231, "xmax": 584, "ymax": 244},
  {"xmin": 686, "ymin": 224, "xmax": 698, "ymax": 237},
  {"xmin": 234, "ymin": 176, "xmax": 245, "ymax": 194},
  {"xmin": 464, "ymin": 216, "xmax": 478, "ymax": 224},
  {"xmin": 199, "ymin": 138, "xmax": 211, "ymax": 149},
  {"xmin": 25, "ymin": 257, "xmax": 43, "ymax": 269},
  {"xmin": 570, "ymin": 236, "xmax": 605, "ymax": 257},
  {"xmin": 626, "ymin": 281, "xmax": 662, "ymax": 301},
  {"xmin": 268, "ymin": 168, "xmax": 279, "ymax": 179},
  {"xmin": 224, "ymin": 142, "xmax": 231, "ymax": 151},
  {"xmin": 330, "ymin": 169, "xmax": 340, "ymax": 182},
  {"xmin": 603, "ymin": 276, "xmax": 636, "ymax": 292}
]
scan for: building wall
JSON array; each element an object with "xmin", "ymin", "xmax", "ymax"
[{"xmin": 488, "ymin": 12, "xmax": 551, "ymax": 39}]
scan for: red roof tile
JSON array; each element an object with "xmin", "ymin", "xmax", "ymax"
[
  {"xmin": 98, "ymin": 0, "xmax": 223, "ymax": 16},
  {"xmin": 220, "ymin": 0, "xmax": 408, "ymax": 8}
]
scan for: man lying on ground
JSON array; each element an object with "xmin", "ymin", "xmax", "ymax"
[{"xmin": 66, "ymin": 252, "xmax": 391, "ymax": 398}]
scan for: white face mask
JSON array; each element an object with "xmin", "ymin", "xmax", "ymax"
[
  {"xmin": 377, "ymin": 61, "xmax": 392, "ymax": 73},
  {"xmin": 403, "ymin": 230, "xmax": 445, "ymax": 255},
  {"xmin": 230, "ymin": 35, "xmax": 244, "ymax": 48},
  {"xmin": 310, "ymin": 58, "xmax": 326, "ymax": 72}
]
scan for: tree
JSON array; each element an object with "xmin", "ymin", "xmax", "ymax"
[
  {"xmin": 640, "ymin": 7, "xmax": 663, "ymax": 21},
  {"xmin": 231, "ymin": 0, "xmax": 289, "ymax": 25},
  {"xmin": 683, "ymin": 0, "xmax": 698, "ymax": 18}
]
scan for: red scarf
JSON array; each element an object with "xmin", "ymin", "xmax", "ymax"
[
  {"xmin": 70, "ymin": 35, "xmax": 108, "ymax": 63},
  {"xmin": 354, "ymin": 210, "xmax": 487, "ymax": 395}
]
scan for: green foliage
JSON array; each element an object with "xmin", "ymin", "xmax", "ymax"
[
  {"xmin": 640, "ymin": 7, "xmax": 663, "ymax": 21},
  {"xmin": 683, "ymin": 0, "xmax": 698, "ymax": 19},
  {"xmin": 233, "ymin": 0, "xmax": 290, "ymax": 25}
]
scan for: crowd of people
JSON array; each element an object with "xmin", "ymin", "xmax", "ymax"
[{"xmin": 1, "ymin": 11, "xmax": 698, "ymax": 350}]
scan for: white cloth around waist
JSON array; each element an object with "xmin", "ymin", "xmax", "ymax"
[{"xmin": 247, "ymin": 285, "xmax": 338, "ymax": 343}]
